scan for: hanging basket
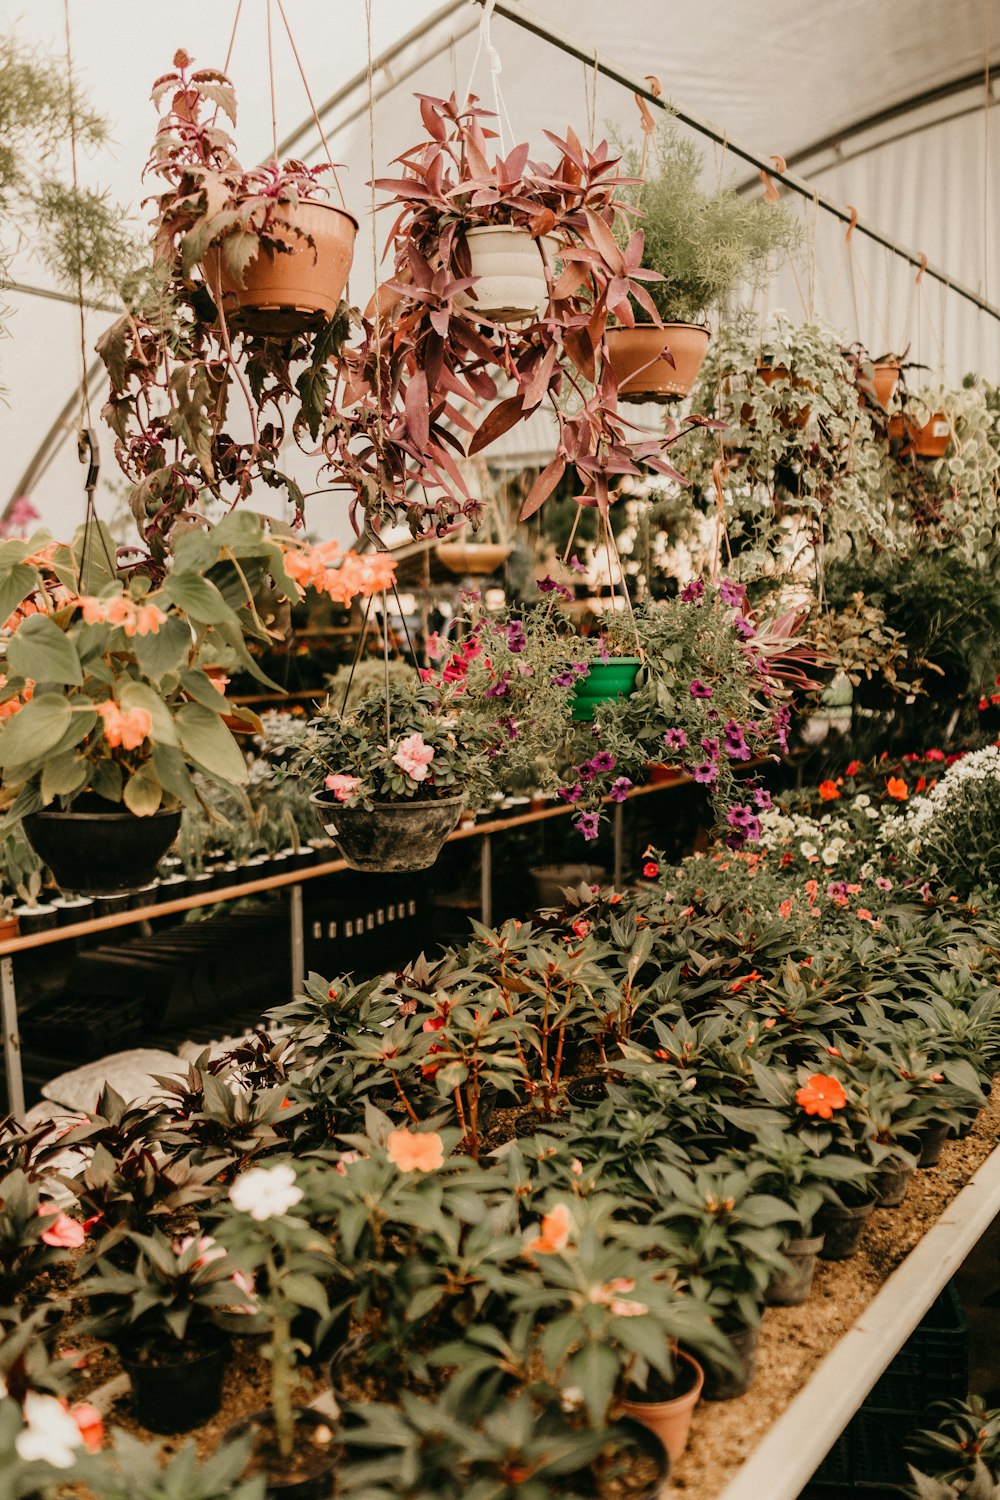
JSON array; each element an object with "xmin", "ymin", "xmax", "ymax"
[
  {"xmin": 571, "ymin": 657, "xmax": 642, "ymax": 721},
  {"xmin": 605, "ymin": 324, "xmax": 711, "ymax": 402},
  {"xmin": 888, "ymin": 410, "xmax": 951, "ymax": 458},
  {"xmin": 311, "ymin": 792, "xmax": 464, "ymax": 872},
  {"xmin": 863, "ymin": 359, "xmax": 902, "ymax": 409},
  {"xmin": 740, "ymin": 364, "xmax": 814, "ymax": 430},
  {"xmin": 208, "ymin": 199, "xmax": 358, "ymax": 338},
  {"xmin": 23, "ymin": 804, "xmax": 182, "ymax": 895},
  {"xmin": 455, "ymin": 225, "xmax": 555, "ymax": 324},
  {"xmin": 435, "ymin": 541, "xmax": 512, "ymax": 577}
]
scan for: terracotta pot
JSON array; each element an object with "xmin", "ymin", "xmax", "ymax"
[
  {"xmin": 916, "ymin": 1118, "xmax": 951, "ymax": 1167},
  {"xmin": 226, "ymin": 1407, "xmax": 337, "ymax": 1499},
  {"xmin": 765, "ymin": 1234, "xmax": 824, "ymax": 1306},
  {"xmin": 646, "ymin": 763, "xmax": 683, "ymax": 786},
  {"xmin": 456, "ymin": 225, "xmax": 555, "ymax": 323},
  {"xmin": 620, "ymin": 1348, "xmax": 704, "ymax": 1463},
  {"xmin": 435, "ymin": 541, "xmax": 512, "ymax": 576},
  {"xmin": 209, "ymin": 199, "xmax": 358, "ymax": 338},
  {"xmin": 889, "ymin": 411, "xmax": 951, "ymax": 458},
  {"xmin": 0, "ymin": 915, "xmax": 19, "ymax": 942},
  {"xmin": 741, "ymin": 364, "xmax": 812, "ymax": 429},
  {"xmin": 606, "ymin": 323, "xmax": 710, "ymax": 402},
  {"xmin": 23, "ymin": 805, "xmax": 182, "ymax": 895},
  {"xmin": 311, "ymin": 791, "xmax": 464, "ymax": 872},
  {"xmin": 816, "ymin": 1199, "xmax": 874, "ymax": 1259},
  {"xmin": 859, "ymin": 359, "xmax": 902, "ymax": 409},
  {"xmin": 702, "ymin": 1322, "xmax": 760, "ymax": 1401}
]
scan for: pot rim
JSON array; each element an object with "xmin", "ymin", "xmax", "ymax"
[
  {"xmin": 607, "ymin": 320, "xmax": 712, "ymax": 336},
  {"xmin": 26, "ymin": 804, "xmax": 181, "ymax": 822},
  {"xmin": 261, "ymin": 196, "xmax": 360, "ymax": 233},
  {"xmin": 621, "ymin": 1348, "xmax": 705, "ymax": 1411},
  {"xmin": 310, "ymin": 790, "xmax": 466, "ymax": 811}
]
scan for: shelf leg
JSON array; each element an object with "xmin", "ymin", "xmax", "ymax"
[
  {"xmin": 613, "ymin": 802, "xmax": 624, "ymax": 890},
  {"xmin": 1, "ymin": 956, "xmax": 25, "ymax": 1119},
  {"xmin": 289, "ymin": 883, "xmax": 305, "ymax": 996},
  {"xmin": 480, "ymin": 833, "xmax": 493, "ymax": 927}
]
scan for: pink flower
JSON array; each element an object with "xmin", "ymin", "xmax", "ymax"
[
  {"xmin": 324, "ymin": 773, "xmax": 362, "ymax": 802},
  {"xmin": 392, "ymin": 732, "xmax": 435, "ymax": 782},
  {"xmin": 173, "ymin": 1234, "xmax": 225, "ymax": 1267},
  {"xmin": 38, "ymin": 1208, "xmax": 85, "ymax": 1248}
]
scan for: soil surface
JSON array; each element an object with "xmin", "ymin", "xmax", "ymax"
[{"xmin": 668, "ymin": 1078, "xmax": 1000, "ymax": 1499}]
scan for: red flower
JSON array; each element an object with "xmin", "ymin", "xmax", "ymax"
[
  {"xmin": 845, "ymin": 760, "xmax": 862, "ymax": 777},
  {"xmin": 642, "ymin": 861, "xmax": 659, "ymax": 879},
  {"xmin": 818, "ymin": 780, "xmax": 840, "ymax": 802},
  {"xmin": 571, "ymin": 919, "xmax": 590, "ymax": 938},
  {"xmin": 796, "ymin": 1073, "xmax": 847, "ymax": 1119}
]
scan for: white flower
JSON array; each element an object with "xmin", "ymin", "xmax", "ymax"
[
  {"xmin": 800, "ymin": 841, "xmax": 818, "ymax": 858},
  {"xmin": 15, "ymin": 1393, "xmax": 84, "ymax": 1468},
  {"xmin": 229, "ymin": 1163, "xmax": 303, "ymax": 1221},
  {"xmin": 864, "ymin": 806, "xmax": 880, "ymax": 819},
  {"xmin": 821, "ymin": 847, "xmax": 840, "ymax": 865},
  {"xmin": 854, "ymin": 794, "xmax": 871, "ymax": 808}
]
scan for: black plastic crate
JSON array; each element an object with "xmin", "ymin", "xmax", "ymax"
[{"xmin": 803, "ymin": 1282, "xmax": 968, "ymax": 1496}]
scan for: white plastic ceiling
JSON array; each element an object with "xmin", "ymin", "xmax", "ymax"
[{"xmin": 1, "ymin": 0, "xmax": 998, "ymax": 544}]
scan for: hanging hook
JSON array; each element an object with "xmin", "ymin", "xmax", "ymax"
[
  {"xmin": 77, "ymin": 428, "xmax": 99, "ymax": 495},
  {"xmin": 915, "ymin": 253, "xmax": 928, "ymax": 284},
  {"xmin": 844, "ymin": 205, "xmax": 859, "ymax": 242},
  {"xmin": 633, "ymin": 76, "xmax": 661, "ymax": 135},
  {"xmin": 759, "ymin": 154, "xmax": 786, "ymax": 203}
]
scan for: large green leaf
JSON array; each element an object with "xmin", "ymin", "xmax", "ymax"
[
  {"xmin": 40, "ymin": 752, "xmax": 89, "ymax": 804},
  {"xmin": 118, "ymin": 680, "xmax": 179, "ymax": 747},
  {"xmin": 6, "ymin": 615, "xmax": 83, "ymax": 686},
  {"xmin": 174, "ymin": 703, "xmax": 247, "ymax": 786},
  {"xmin": 129, "ymin": 616, "xmax": 192, "ymax": 679},
  {"xmin": 0, "ymin": 564, "xmax": 39, "ymax": 633},
  {"xmin": 151, "ymin": 744, "xmax": 198, "ymax": 808},
  {"xmin": 162, "ymin": 571, "xmax": 239, "ymax": 628},
  {"xmin": 0, "ymin": 695, "xmax": 73, "ymax": 769},
  {"xmin": 178, "ymin": 669, "xmax": 230, "ymax": 713},
  {"xmin": 122, "ymin": 762, "xmax": 164, "ymax": 817}
]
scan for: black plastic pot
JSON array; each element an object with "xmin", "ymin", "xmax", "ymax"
[
  {"xmin": 916, "ymin": 1118, "xmax": 951, "ymax": 1167},
  {"xmin": 120, "ymin": 1335, "xmax": 227, "ymax": 1433},
  {"xmin": 11, "ymin": 902, "xmax": 60, "ymax": 934},
  {"xmin": 874, "ymin": 1159, "xmax": 915, "ymax": 1207},
  {"xmin": 604, "ymin": 1416, "xmax": 670, "ymax": 1496},
  {"xmin": 702, "ymin": 1321, "xmax": 761, "ymax": 1401},
  {"xmin": 311, "ymin": 792, "xmax": 464, "ymax": 873},
  {"xmin": 816, "ymin": 1199, "xmax": 875, "ymax": 1260},
  {"xmin": 23, "ymin": 804, "xmax": 182, "ymax": 895},
  {"xmin": 765, "ymin": 1234, "xmax": 824, "ymax": 1306},
  {"xmin": 51, "ymin": 894, "xmax": 96, "ymax": 926},
  {"xmin": 565, "ymin": 1077, "xmax": 608, "ymax": 1108},
  {"xmin": 226, "ymin": 1407, "xmax": 338, "ymax": 1498}
]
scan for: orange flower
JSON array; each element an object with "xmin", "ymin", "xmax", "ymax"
[
  {"xmin": 795, "ymin": 1073, "xmax": 847, "ymax": 1119},
  {"xmin": 886, "ymin": 777, "xmax": 908, "ymax": 801},
  {"xmin": 385, "ymin": 1127, "xmax": 444, "ymax": 1173},
  {"xmin": 103, "ymin": 596, "xmax": 136, "ymax": 627},
  {"xmin": 70, "ymin": 1402, "xmax": 104, "ymax": 1453},
  {"xmin": 126, "ymin": 602, "xmax": 167, "ymax": 638},
  {"xmin": 526, "ymin": 1202, "xmax": 572, "ymax": 1255},
  {"xmin": 778, "ymin": 898, "xmax": 793, "ymax": 919},
  {"xmin": 96, "ymin": 701, "xmax": 153, "ymax": 751},
  {"xmin": 818, "ymin": 780, "xmax": 840, "ymax": 801},
  {"xmin": 729, "ymin": 969, "xmax": 763, "ymax": 993}
]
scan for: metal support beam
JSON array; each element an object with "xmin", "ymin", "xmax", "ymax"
[
  {"xmin": 481, "ymin": 0, "xmax": 1000, "ymax": 325},
  {"xmin": 612, "ymin": 802, "xmax": 624, "ymax": 890},
  {"xmin": 289, "ymin": 884, "xmax": 305, "ymax": 996},
  {"xmin": 479, "ymin": 834, "xmax": 493, "ymax": 927},
  {"xmin": 1, "ymin": 957, "xmax": 25, "ymax": 1119}
]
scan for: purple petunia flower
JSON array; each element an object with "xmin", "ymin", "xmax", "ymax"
[
  {"xmin": 551, "ymin": 669, "xmax": 576, "ymax": 688},
  {"xmin": 827, "ymin": 880, "xmax": 848, "ymax": 901},
  {"xmin": 538, "ymin": 576, "xmax": 572, "ymax": 600},
  {"xmin": 718, "ymin": 579, "xmax": 745, "ymax": 608},
  {"xmin": 568, "ymin": 554, "xmax": 587, "ymax": 574},
  {"xmin": 596, "ymin": 633, "xmax": 610, "ymax": 665},
  {"xmin": 726, "ymin": 804, "xmax": 759, "ymax": 833},
  {"xmin": 701, "ymin": 736, "xmax": 720, "ymax": 760},
  {"xmin": 772, "ymin": 705, "xmax": 791, "ymax": 753},
  {"xmin": 723, "ymin": 720, "xmax": 751, "ymax": 761},
  {"xmin": 485, "ymin": 672, "xmax": 511, "ymax": 698},
  {"xmin": 557, "ymin": 783, "xmax": 584, "ymax": 804},
  {"xmin": 753, "ymin": 786, "xmax": 772, "ymax": 811},
  {"xmin": 503, "ymin": 621, "xmax": 526, "ymax": 653},
  {"xmin": 693, "ymin": 761, "xmax": 718, "ymax": 785},
  {"xmin": 609, "ymin": 776, "xmax": 632, "ymax": 803},
  {"xmin": 571, "ymin": 661, "xmax": 590, "ymax": 678},
  {"xmin": 578, "ymin": 762, "xmax": 597, "ymax": 783},
  {"xmin": 575, "ymin": 811, "xmax": 600, "ymax": 841},
  {"xmin": 663, "ymin": 728, "xmax": 688, "ymax": 751},
  {"xmin": 681, "ymin": 579, "xmax": 705, "ymax": 604},
  {"xmin": 734, "ymin": 615, "xmax": 755, "ymax": 639},
  {"xmin": 590, "ymin": 751, "xmax": 616, "ymax": 772},
  {"xmin": 690, "ymin": 679, "xmax": 713, "ymax": 699}
]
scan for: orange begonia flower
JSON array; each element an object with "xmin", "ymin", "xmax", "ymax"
[
  {"xmin": 385, "ymin": 1127, "xmax": 445, "ymax": 1173},
  {"xmin": 526, "ymin": 1202, "xmax": 573, "ymax": 1255},
  {"xmin": 886, "ymin": 777, "xmax": 908, "ymax": 801},
  {"xmin": 795, "ymin": 1073, "xmax": 847, "ymax": 1119},
  {"xmin": 70, "ymin": 1402, "xmax": 104, "ymax": 1453},
  {"xmin": 103, "ymin": 596, "xmax": 136, "ymax": 627},
  {"xmin": 126, "ymin": 602, "xmax": 167, "ymax": 638},
  {"xmin": 96, "ymin": 701, "xmax": 153, "ymax": 752},
  {"xmin": 729, "ymin": 969, "xmax": 763, "ymax": 993},
  {"xmin": 818, "ymin": 780, "xmax": 841, "ymax": 801}
]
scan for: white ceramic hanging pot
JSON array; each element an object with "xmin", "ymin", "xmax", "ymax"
[{"xmin": 456, "ymin": 225, "xmax": 554, "ymax": 324}]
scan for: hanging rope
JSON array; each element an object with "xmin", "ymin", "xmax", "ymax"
[
  {"xmin": 273, "ymin": 0, "xmax": 348, "ymax": 208},
  {"xmin": 463, "ymin": 0, "xmax": 516, "ymax": 147},
  {"xmin": 983, "ymin": 0, "xmax": 992, "ymax": 307}
]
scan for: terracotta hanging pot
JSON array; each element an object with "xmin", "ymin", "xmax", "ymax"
[
  {"xmin": 209, "ymin": 199, "xmax": 358, "ymax": 338},
  {"xmin": 435, "ymin": 541, "xmax": 513, "ymax": 576},
  {"xmin": 619, "ymin": 1349, "xmax": 704, "ymax": 1464},
  {"xmin": 888, "ymin": 410, "xmax": 951, "ymax": 458},
  {"xmin": 605, "ymin": 323, "xmax": 711, "ymax": 402},
  {"xmin": 740, "ymin": 364, "xmax": 813, "ymax": 429},
  {"xmin": 871, "ymin": 359, "xmax": 902, "ymax": 407},
  {"xmin": 455, "ymin": 225, "xmax": 555, "ymax": 324},
  {"xmin": 311, "ymin": 791, "xmax": 464, "ymax": 872}
]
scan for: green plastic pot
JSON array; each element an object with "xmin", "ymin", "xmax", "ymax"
[{"xmin": 571, "ymin": 657, "xmax": 641, "ymax": 721}]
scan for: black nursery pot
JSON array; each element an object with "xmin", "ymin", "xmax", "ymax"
[
  {"xmin": 23, "ymin": 804, "xmax": 182, "ymax": 895},
  {"xmin": 765, "ymin": 1234, "xmax": 824, "ymax": 1307},
  {"xmin": 815, "ymin": 1199, "xmax": 875, "ymax": 1260},
  {"xmin": 874, "ymin": 1158, "xmax": 915, "ymax": 1208},
  {"xmin": 311, "ymin": 792, "xmax": 463, "ymax": 873},
  {"xmin": 119, "ymin": 1335, "xmax": 228, "ymax": 1433},
  {"xmin": 702, "ymin": 1321, "xmax": 760, "ymax": 1401},
  {"xmin": 565, "ymin": 1077, "xmax": 608, "ymax": 1108},
  {"xmin": 226, "ymin": 1407, "xmax": 338, "ymax": 1499},
  {"xmin": 916, "ymin": 1118, "xmax": 951, "ymax": 1167}
]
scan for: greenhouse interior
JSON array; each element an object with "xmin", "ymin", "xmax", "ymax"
[{"xmin": 1, "ymin": 0, "xmax": 1000, "ymax": 1495}]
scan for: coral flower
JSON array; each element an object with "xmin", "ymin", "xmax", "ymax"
[
  {"xmin": 324, "ymin": 773, "xmax": 362, "ymax": 802},
  {"xmin": 526, "ymin": 1202, "xmax": 573, "ymax": 1255},
  {"xmin": 642, "ymin": 861, "xmax": 659, "ymax": 879},
  {"xmin": 126, "ymin": 602, "xmax": 167, "ymax": 637},
  {"xmin": 886, "ymin": 777, "xmax": 908, "ymax": 801},
  {"xmin": 96, "ymin": 701, "xmax": 152, "ymax": 751},
  {"xmin": 392, "ymin": 732, "xmax": 435, "ymax": 782},
  {"xmin": 818, "ymin": 780, "xmax": 841, "ymax": 801},
  {"xmin": 386, "ymin": 1128, "xmax": 444, "ymax": 1173},
  {"xmin": 70, "ymin": 1403, "xmax": 104, "ymax": 1453},
  {"xmin": 38, "ymin": 1207, "xmax": 85, "ymax": 1248},
  {"xmin": 795, "ymin": 1073, "xmax": 847, "ymax": 1119}
]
